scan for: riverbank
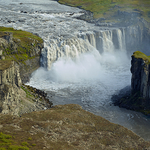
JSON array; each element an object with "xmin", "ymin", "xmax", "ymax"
[{"xmin": 58, "ymin": 0, "xmax": 150, "ymax": 23}]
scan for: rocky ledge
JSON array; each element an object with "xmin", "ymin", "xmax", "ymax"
[
  {"xmin": 0, "ymin": 27, "xmax": 52, "ymax": 116},
  {"xmin": 0, "ymin": 27, "xmax": 44, "ymax": 83},
  {"xmin": 113, "ymin": 51, "xmax": 150, "ymax": 115}
]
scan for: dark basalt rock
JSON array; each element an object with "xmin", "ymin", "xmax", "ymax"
[
  {"xmin": 76, "ymin": 10, "xmax": 94, "ymax": 22},
  {"xmin": 22, "ymin": 84, "xmax": 53, "ymax": 108},
  {"xmin": 112, "ymin": 51, "xmax": 150, "ymax": 115}
]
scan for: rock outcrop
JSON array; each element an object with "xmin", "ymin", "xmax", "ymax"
[
  {"xmin": 0, "ymin": 60, "xmax": 52, "ymax": 116},
  {"xmin": 113, "ymin": 51, "xmax": 150, "ymax": 115},
  {"xmin": 131, "ymin": 51, "xmax": 150, "ymax": 99},
  {"xmin": 0, "ymin": 28, "xmax": 52, "ymax": 116},
  {"xmin": 0, "ymin": 28, "xmax": 44, "ymax": 83},
  {"xmin": 0, "ymin": 60, "xmax": 22, "ymax": 115}
]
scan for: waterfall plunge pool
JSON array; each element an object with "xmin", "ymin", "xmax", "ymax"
[{"xmin": 27, "ymin": 50, "xmax": 150, "ymax": 141}]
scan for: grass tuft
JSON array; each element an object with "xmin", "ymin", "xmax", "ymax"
[
  {"xmin": 58, "ymin": 0, "xmax": 150, "ymax": 21},
  {"xmin": 0, "ymin": 26, "xmax": 43, "ymax": 64},
  {"xmin": 0, "ymin": 133, "xmax": 29, "ymax": 150},
  {"xmin": 132, "ymin": 51, "xmax": 150, "ymax": 64}
]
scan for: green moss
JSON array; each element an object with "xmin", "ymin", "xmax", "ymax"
[
  {"xmin": 132, "ymin": 51, "xmax": 150, "ymax": 64},
  {"xmin": 0, "ymin": 27, "xmax": 43, "ymax": 43},
  {"xmin": 0, "ymin": 26, "xmax": 43, "ymax": 64},
  {"xmin": 0, "ymin": 132, "xmax": 12, "ymax": 144},
  {"xmin": 8, "ymin": 145, "xmax": 29, "ymax": 150},
  {"xmin": 21, "ymin": 142, "xmax": 28, "ymax": 146},
  {"xmin": 0, "ymin": 133, "xmax": 29, "ymax": 150},
  {"xmin": 27, "ymin": 138, "xmax": 32, "ymax": 141},
  {"xmin": 21, "ymin": 86, "xmax": 33, "ymax": 98},
  {"xmin": 58, "ymin": 0, "xmax": 150, "ymax": 21},
  {"xmin": 0, "ymin": 148, "xmax": 6, "ymax": 150}
]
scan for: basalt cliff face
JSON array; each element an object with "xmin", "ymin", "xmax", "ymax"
[
  {"xmin": 0, "ymin": 60, "xmax": 22, "ymax": 115},
  {"xmin": 113, "ymin": 51, "xmax": 150, "ymax": 115},
  {"xmin": 0, "ymin": 60, "xmax": 52, "ymax": 116},
  {"xmin": 131, "ymin": 52, "xmax": 150, "ymax": 99},
  {"xmin": 0, "ymin": 29, "xmax": 52, "ymax": 116}
]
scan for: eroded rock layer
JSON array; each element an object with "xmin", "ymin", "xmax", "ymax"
[
  {"xmin": 0, "ymin": 29, "xmax": 52, "ymax": 116},
  {"xmin": 131, "ymin": 52, "xmax": 150, "ymax": 99},
  {"xmin": 0, "ymin": 60, "xmax": 52, "ymax": 116},
  {"xmin": 113, "ymin": 51, "xmax": 150, "ymax": 115}
]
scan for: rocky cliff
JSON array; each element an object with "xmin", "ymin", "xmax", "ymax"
[
  {"xmin": 113, "ymin": 51, "xmax": 150, "ymax": 115},
  {"xmin": 0, "ymin": 27, "xmax": 44, "ymax": 83},
  {"xmin": 131, "ymin": 51, "xmax": 150, "ymax": 98},
  {"xmin": 0, "ymin": 60, "xmax": 22, "ymax": 115},
  {"xmin": 0, "ymin": 60, "xmax": 52, "ymax": 116},
  {"xmin": 0, "ymin": 27, "xmax": 52, "ymax": 116}
]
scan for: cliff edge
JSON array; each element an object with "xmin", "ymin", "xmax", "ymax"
[
  {"xmin": 131, "ymin": 51, "xmax": 150, "ymax": 98},
  {"xmin": 0, "ymin": 27, "xmax": 44, "ymax": 83},
  {"xmin": 0, "ymin": 27, "xmax": 52, "ymax": 116},
  {"xmin": 113, "ymin": 51, "xmax": 150, "ymax": 115}
]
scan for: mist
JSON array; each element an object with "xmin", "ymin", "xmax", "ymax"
[{"xmin": 28, "ymin": 49, "xmax": 130, "ymax": 89}]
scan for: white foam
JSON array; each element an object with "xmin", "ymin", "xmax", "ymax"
[{"xmin": 28, "ymin": 50, "xmax": 130, "ymax": 89}]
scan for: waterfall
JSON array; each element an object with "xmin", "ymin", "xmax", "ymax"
[
  {"xmin": 116, "ymin": 29, "xmax": 126, "ymax": 51},
  {"xmin": 100, "ymin": 30, "xmax": 115, "ymax": 52},
  {"xmin": 124, "ymin": 25, "xmax": 145, "ymax": 54},
  {"xmin": 41, "ymin": 28, "xmax": 128, "ymax": 69},
  {"xmin": 41, "ymin": 37, "xmax": 96, "ymax": 69}
]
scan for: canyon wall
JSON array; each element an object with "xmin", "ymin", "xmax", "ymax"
[
  {"xmin": 0, "ymin": 31, "xmax": 44, "ymax": 83},
  {"xmin": 0, "ymin": 60, "xmax": 24, "ymax": 115},
  {"xmin": 0, "ymin": 60, "xmax": 52, "ymax": 116},
  {"xmin": 113, "ymin": 51, "xmax": 150, "ymax": 115},
  {"xmin": 131, "ymin": 51, "xmax": 150, "ymax": 99},
  {"xmin": 0, "ymin": 30, "xmax": 52, "ymax": 116}
]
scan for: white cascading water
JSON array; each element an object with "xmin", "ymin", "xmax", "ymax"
[
  {"xmin": 41, "ymin": 38, "xmax": 95, "ymax": 69},
  {"xmin": 101, "ymin": 30, "xmax": 115, "ymax": 52}
]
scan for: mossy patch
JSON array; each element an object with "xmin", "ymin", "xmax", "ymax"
[
  {"xmin": 21, "ymin": 84, "xmax": 53, "ymax": 108},
  {"xmin": 0, "ymin": 27, "xmax": 43, "ymax": 43},
  {"xmin": 21, "ymin": 86, "xmax": 34, "ymax": 99},
  {"xmin": 0, "ymin": 26, "xmax": 43, "ymax": 64},
  {"xmin": 132, "ymin": 51, "xmax": 150, "ymax": 64},
  {"xmin": 58, "ymin": 0, "xmax": 150, "ymax": 21},
  {"xmin": 0, "ymin": 132, "xmax": 29, "ymax": 150}
]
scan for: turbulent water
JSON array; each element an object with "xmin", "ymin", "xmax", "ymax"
[
  {"xmin": 28, "ymin": 50, "xmax": 150, "ymax": 141},
  {"xmin": 1, "ymin": 0, "xmax": 150, "ymax": 141}
]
